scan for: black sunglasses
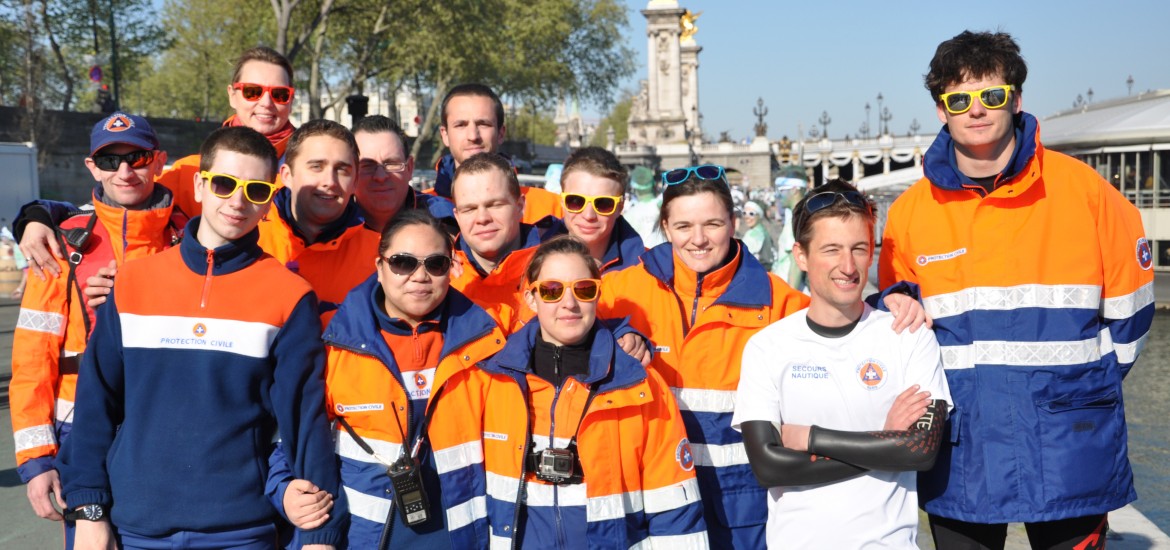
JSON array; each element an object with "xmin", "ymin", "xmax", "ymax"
[
  {"xmin": 92, "ymin": 150, "xmax": 156, "ymax": 172},
  {"xmin": 381, "ymin": 253, "xmax": 453, "ymax": 277}
]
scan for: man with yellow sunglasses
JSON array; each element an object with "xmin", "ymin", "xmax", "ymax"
[
  {"xmin": 559, "ymin": 147, "xmax": 646, "ymax": 275},
  {"xmin": 879, "ymin": 30, "xmax": 1153, "ymax": 549}
]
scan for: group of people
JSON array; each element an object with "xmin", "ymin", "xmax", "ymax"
[{"xmin": 8, "ymin": 29, "xmax": 1154, "ymax": 550}]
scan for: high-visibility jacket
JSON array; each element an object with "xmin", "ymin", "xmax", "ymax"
[
  {"xmin": 154, "ymin": 115, "xmax": 293, "ymax": 217},
  {"xmin": 450, "ymin": 221, "xmax": 560, "ymax": 334},
  {"xmin": 432, "ymin": 153, "xmax": 564, "ymax": 224},
  {"xmin": 257, "ymin": 187, "xmax": 380, "ymax": 317},
  {"xmin": 10, "ymin": 188, "xmax": 182, "ymax": 483},
  {"xmin": 598, "ymin": 242, "xmax": 808, "ymax": 539},
  {"xmin": 879, "ymin": 112, "xmax": 1155, "ymax": 523},
  {"xmin": 475, "ymin": 321, "xmax": 708, "ymax": 549},
  {"xmin": 57, "ymin": 220, "xmax": 344, "ymax": 545},
  {"xmin": 316, "ymin": 275, "xmax": 506, "ymax": 548},
  {"xmin": 597, "ymin": 216, "xmax": 646, "ymax": 275}
]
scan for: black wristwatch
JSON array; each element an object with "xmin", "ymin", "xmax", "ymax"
[{"xmin": 63, "ymin": 503, "xmax": 106, "ymax": 522}]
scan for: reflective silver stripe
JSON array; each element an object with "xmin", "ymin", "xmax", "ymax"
[
  {"xmin": 489, "ymin": 533, "xmax": 513, "ymax": 550},
  {"xmin": 55, "ymin": 398, "xmax": 74, "ymax": 422},
  {"xmin": 671, "ymin": 387, "xmax": 736, "ymax": 414},
  {"xmin": 334, "ymin": 427, "xmax": 402, "ymax": 464},
  {"xmin": 940, "ymin": 333, "xmax": 1106, "ymax": 370},
  {"xmin": 643, "ymin": 478, "xmax": 701, "ymax": 514},
  {"xmin": 343, "ymin": 486, "xmax": 390, "ymax": 524},
  {"xmin": 1102, "ymin": 282, "xmax": 1155, "ymax": 319},
  {"xmin": 14, "ymin": 425, "xmax": 56, "ymax": 453},
  {"xmin": 434, "ymin": 439, "xmax": 483, "ymax": 475},
  {"xmin": 630, "ymin": 531, "xmax": 709, "ymax": 550},
  {"xmin": 531, "ymin": 433, "xmax": 571, "ymax": 451},
  {"xmin": 587, "ymin": 491, "xmax": 641, "ymax": 522},
  {"xmin": 485, "ymin": 471, "xmax": 520, "ymax": 503},
  {"xmin": 924, "ymin": 284, "xmax": 1102, "ymax": 320},
  {"xmin": 16, "ymin": 308, "xmax": 65, "ymax": 336},
  {"xmin": 1114, "ymin": 330, "xmax": 1148, "ymax": 365},
  {"xmin": 446, "ymin": 495, "xmax": 487, "ymax": 530},
  {"xmin": 524, "ymin": 480, "xmax": 587, "ymax": 507},
  {"xmin": 689, "ymin": 442, "xmax": 748, "ymax": 468}
]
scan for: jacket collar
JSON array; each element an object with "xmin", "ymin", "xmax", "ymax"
[
  {"xmin": 324, "ymin": 274, "xmax": 499, "ymax": 366},
  {"xmin": 639, "ymin": 239, "xmax": 772, "ymax": 308},
  {"xmin": 178, "ymin": 217, "xmax": 264, "ymax": 275},
  {"xmin": 600, "ymin": 216, "xmax": 646, "ymax": 273},
  {"xmin": 923, "ymin": 111, "xmax": 1040, "ymax": 193},
  {"xmin": 480, "ymin": 320, "xmax": 647, "ymax": 394},
  {"xmin": 271, "ymin": 186, "xmax": 363, "ymax": 246},
  {"xmin": 455, "ymin": 222, "xmax": 545, "ymax": 277}
]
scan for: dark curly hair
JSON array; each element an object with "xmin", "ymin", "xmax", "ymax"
[{"xmin": 924, "ymin": 30, "xmax": 1027, "ymax": 102}]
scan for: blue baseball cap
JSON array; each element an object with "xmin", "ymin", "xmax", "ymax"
[{"xmin": 89, "ymin": 112, "xmax": 160, "ymax": 156}]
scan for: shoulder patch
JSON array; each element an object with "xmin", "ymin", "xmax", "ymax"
[
  {"xmin": 675, "ymin": 438, "xmax": 695, "ymax": 471},
  {"xmin": 1137, "ymin": 238, "xmax": 1153, "ymax": 271}
]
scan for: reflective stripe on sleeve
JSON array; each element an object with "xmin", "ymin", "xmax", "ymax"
[
  {"xmin": 433, "ymin": 439, "xmax": 483, "ymax": 475},
  {"xmin": 671, "ymin": 387, "xmax": 736, "ymax": 413},
  {"xmin": 335, "ymin": 427, "xmax": 402, "ymax": 464},
  {"xmin": 17, "ymin": 308, "xmax": 66, "ymax": 336},
  {"xmin": 14, "ymin": 424, "xmax": 56, "ymax": 453},
  {"xmin": 924, "ymin": 284, "xmax": 1102, "ymax": 319},
  {"xmin": 343, "ymin": 486, "xmax": 390, "ymax": 524},
  {"xmin": 55, "ymin": 398, "xmax": 74, "ymax": 422},
  {"xmin": 445, "ymin": 495, "xmax": 487, "ymax": 530},
  {"xmin": 1102, "ymin": 282, "xmax": 1155, "ymax": 320},
  {"xmin": 689, "ymin": 442, "xmax": 749, "ymax": 468},
  {"xmin": 642, "ymin": 478, "xmax": 701, "ymax": 514}
]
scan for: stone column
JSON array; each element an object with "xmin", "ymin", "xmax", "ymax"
[
  {"xmin": 642, "ymin": 1, "xmax": 687, "ymax": 144},
  {"xmin": 680, "ymin": 41, "xmax": 702, "ymax": 144}
]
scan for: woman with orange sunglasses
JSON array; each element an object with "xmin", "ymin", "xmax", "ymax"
[{"xmin": 472, "ymin": 236, "xmax": 707, "ymax": 548}]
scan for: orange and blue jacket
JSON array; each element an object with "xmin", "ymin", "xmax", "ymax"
[
  {"xmin": 10, "ymin": 187, "xmax": 182, "ymax": 483},
  {"xmin": 257, "ymin": 187, "xmax": 380, "ymax": 318},
  {"xmin": 474, "ymin": 320, "xmax": 708, "ymax": 549},
  {"xmin": 879, "ymin": 112, "xmax": 1155, "ymax": 524},
  {"xmin": 57, "ymin": 221, "xmax": 345, "ymax": 545},
  {"xmin": 432, "ymin": 153, "xmax": 564, "ymax": 224},
  {"xmin": 599, "ymin": 242, "xmax": 808, "ymax": 535},
  {"xmin": 450, "ymin": 220, "xmax": 561, "ymax": 334},
  {"xmin": 155, "ymin": 116, "xmax": 294, "ymax": 217},
  {"xmin": 268, "ymin": 274, "xmax": 506, "ymax": 548}
]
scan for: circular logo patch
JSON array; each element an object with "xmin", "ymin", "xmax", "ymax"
[
  {"xmin": 335, "ymin": 403, "xmax": 346, "ymax": 414},
  {"xmin": 856, "ymin": 360, "xmax": 886, "ymax": 390},
  {"xmin": 192, "ymin": 323, "xmax": 207, "ymax": 337},
  {"xmin": 414, "ymin": 372, "xmax": 427, "ymax": 389},
  {"xmin": 1137, "ymin": 238, "xmax": 1153, "ymax": 271},
  {"xmin": 675, "ymin": 438, "xmax": 695, "ymax": 471},
  {"xmin": 916, "ymin": 255, "xmax": 928, "ymax": 266}
]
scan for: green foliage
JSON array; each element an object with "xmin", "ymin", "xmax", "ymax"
[
  {"xmin": 510, "ymin": 104, "xmax": 558, "ymax": 146},
  {"xmin": 591, "ymin": 93, "xmax": 632, "ymax": 147}
]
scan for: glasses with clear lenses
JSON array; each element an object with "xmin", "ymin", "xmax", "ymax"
[
  {"xmin": 359, "ymin": 160, "xmax": 408, "ymax": 176},
  {"xmin": 231, "ymin": 83, "xmax": 295, "ymax": 105},
  {"xmin": 662, "ymin": 164, "xmax": 726, "ymax": 186},
  {"xmin": 200, "ymin": 172, "xmax": 279, "ymax": 204},
  {"xmin": 938, "ymin": 85, "xmax": 1014, "ymax": 115},
  {"xmin": 561, "ymin": 193, "xmax": 621, "ymax": 216},
  {"xmin": 92, "ymin": 150, "xmax": 155, "ymax": 172},
  {"xmin": 381, "ymin": 253, "xmax": 453, "ymax": 277},
  {"xmin": 528, "ymin": 278, "xmax": 602, "ymax": 303}
]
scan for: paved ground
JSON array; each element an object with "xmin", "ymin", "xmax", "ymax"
[{"xmin": 2, "ymin": 279, "xmax": 1169, "ymax": 548}]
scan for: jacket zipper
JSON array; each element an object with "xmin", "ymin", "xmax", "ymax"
[
  {"xmin": 200, "ymin": 250, "xmax": 214, "ymax": 308},
  {"xmin": 550, "ymin": 366, "xmax": 569, "ymax": 549},
  {"xmin": 690, "ymin": 273, "xmax": 704, "ymax": 328}
]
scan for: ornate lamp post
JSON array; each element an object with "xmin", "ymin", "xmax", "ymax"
[
  {"xmin": 1087, "ymin": 88, "xmax": 1094, "ymax": 103},
  {"xmin": 864, "ymin": 102, "xmax": 871, "ymax": 140},
  {"xmin": 909, "ymin": 118, "xmax": 920, "ymax": 136},
  {"xmin": 880, "ymin": 107, "xmax": 892, "ymax": 137},
  {"xmin": 1127, "ymin": 75, "xmax": 1134, "ymax": 96},
  {"xmin": 818, "ymin": 110, "xmax": 831, "ymax": 140},
  {"xmin": 859, "ymin": 121, "xmax": 869, "ymax": 140},
  {"xmin": 808, "ymin": 125, "xmax": 820, "ymax": 140},
  {"xmin": 876, "ymin": 93, "xmax": 883, "ymax": 134}
]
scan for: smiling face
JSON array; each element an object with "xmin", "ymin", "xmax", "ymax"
[
  {"xmin": 525, "ymin": 252, "xmax": 598, "ymax": 347},
  {"xmin": 85, "ymin": 143, "xmax": 166, "ymax": 208},
  {"xmin": 452, "ymin": 168, "xmax": 523, "ymax": 265},
  {"xmin": 936, "ymin": 72, "xmax": 1021, "ymax": 165},
  {"xmin": 355, "ymin": 130, "xmax": 414, "ymax": 229},
  {"xmin": 279, "ymin": 134, "xmax": 356, "ymax": 236},
  {"xmin": 440, "ymin": 94, "xmax": 505, "ymax": 166},
  {"xmin": 227, "ymin": 60, "xmax": 293, "ymax": 136},
  {"xmin": 662, "ymin": 191, "xmax": 735, "ymax": 274},
  {"xmin": 794, "ymin": 214, "xmax": 873, "ymax": 326},
  {"xmin": 560, "ymin": 170, "xmax": 623, "ymax": 256},
  {"xmin": 194, "ymin": 150, "xmax": 273, "ymax": 249},
  {"xmin": 376, "ymin": 223, "xmax": 452, "ymax": 326}
]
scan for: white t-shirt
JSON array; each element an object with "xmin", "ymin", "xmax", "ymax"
[{"xmin": 731, "ymin": 305, "xmax": 951, "ymax": 549}]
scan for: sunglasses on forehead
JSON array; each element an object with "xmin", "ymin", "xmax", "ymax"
[
  {"xmin": 200, "ymin": 172, "xmax": 278, "ymax": 204},
  {"xmin": 528, "ymin": 278, "xmax": 601, "ymax": 303},
  {"xmin": 661, "ymin": 164, "xmax": 726, "ymax": 186},
  {"xmin": 231, "ymin": 83, "xmax": 295, "ymax": 105},
  {"xmin": 380, "ymin": 253, "xmax": 453, "ymax": 277},
  {"xmin": 938, "ymin": 85, "xmax": 1014, "ymax": 115},
  {"xmin": 92, "ymin": 150, "xmax": 156, "ymax": 172}
]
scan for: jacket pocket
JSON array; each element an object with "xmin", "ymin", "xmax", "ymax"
[{"xmin": 1035, "ymin": 391, "xmax": 1124, "ymax": 502}]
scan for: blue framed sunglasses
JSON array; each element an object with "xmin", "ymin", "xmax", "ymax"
[
  {"xmin": 803, "ymin": 190, "xmax": 870, "ymax": 215},
  {"xmin": 661, "ymin": 164, "xmax": 726, "ymax": 186}
]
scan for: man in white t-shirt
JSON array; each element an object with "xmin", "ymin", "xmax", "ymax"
[{"xmin": 731, "ymin": 178, "xmax": 951, "ymax": 549}]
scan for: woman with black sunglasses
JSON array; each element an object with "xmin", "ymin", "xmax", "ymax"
[
  {"xmin": 270, "ymin": 209, "xmax": 507, "ymax": 549},
  {"xmin": 598, "ymin": 165, "xmax": 926, "ymax": 549},
  {"xmin": 472, "ymin": 236, "xmax": 707, "ymax": 548}
]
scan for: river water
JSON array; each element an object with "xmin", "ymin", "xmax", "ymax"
[{"xmin": 1126, "ymin": 309, "xmax": 1169, "ymax": 529}]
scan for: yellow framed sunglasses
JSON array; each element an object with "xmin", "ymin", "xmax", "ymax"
[
  {"xmin": 561, "ymin": 193, "xmax": 622, "ymax": 216},
  {"xmin": 200, "ymin": 171, "xmax": 278, "ymax": 205},
  {"xmin": 938, "ymin": 85, "xmax": 1015, "ymax": 115}
]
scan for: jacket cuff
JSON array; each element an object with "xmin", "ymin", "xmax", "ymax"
[
  {"xmin": 865, "ymin": 280, "xmax": 922, "ymax": 310},
  {"xmin": 64, "ymin": 489, "xmax": 113, "ymax": 508},
  {"xmin": 297, "ymin": 526, "xmax": 344, "ymax": 547},
  {"xmin": 17, "ymin": 457, "xmax": 56, "ymax": 484}
]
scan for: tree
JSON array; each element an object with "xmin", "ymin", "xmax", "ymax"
[
  {"xmin": 510, "ymin": 103, "xmax": 557, "ymax": 146},
  {"xmin": 591, "ymin": 93, "xmax": 632, "ymax": 147}
]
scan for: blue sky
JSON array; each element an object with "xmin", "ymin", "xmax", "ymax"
[{"xmin": 605, "ymin": 0, "xmax": 1170, "ymax": 142}]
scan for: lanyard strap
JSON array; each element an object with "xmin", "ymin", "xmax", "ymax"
[{"xmin": 337, "ymin": 385, "xmax": 445, "ymax": 466}]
